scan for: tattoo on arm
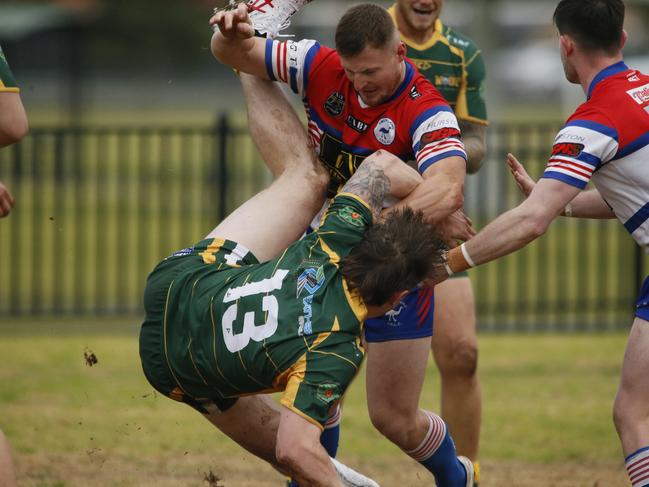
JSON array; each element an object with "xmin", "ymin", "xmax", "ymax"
[{"xmin": 341, "ymin": 162, "xmax": 391, "ymax": 220}]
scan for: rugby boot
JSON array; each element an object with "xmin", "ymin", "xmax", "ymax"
[{"xmin": 245, "ymin": 0, "xmax": 311, "ymax": 38}]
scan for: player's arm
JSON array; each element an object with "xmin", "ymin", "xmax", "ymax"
[
  {"xmin": 458, "ymin": 120, "xmax": 486, "ymax": 174},
  {"xmin": 508, "ymin": 152, "xmax": 615, "ymax": 219},
  {"xmin": 276, "ymin": 407, "xmax": 344, "ymax": 487},
  {"xmin": 340, "ymin": 150, "xmax": 422, "ymax": 221},
  {"xmin": 0, "ymin": 93, "xmax": 28, "ymax": 148},
  {"xmin": 209, "ymin": 3, "xmax": 269, "ymax": 79}
]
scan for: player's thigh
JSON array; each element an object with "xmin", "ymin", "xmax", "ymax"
[
  {"xmin": 365, "ymin": 337, "xmax": 432, "ymax": 415},
  {"xmin": 618, "ymin": 318, "xmax": 649, "ymax": 405},
  {"xmin": 206, "ymin": 173, "xmax": 325, "ymax": 262},
  {"xmin": 431, "ymin": 277, "xmax": 478, "ymax": 365},
  {"xmin": 202, "ymin": 394, "xmax": 282, "ymax": 463}
]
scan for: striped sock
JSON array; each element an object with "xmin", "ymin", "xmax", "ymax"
[
  {"xmin": 321, "ymin": 404, "xmax": 342, "ymax": 458},
  {"xmin": 288, "ymin": 406, "xmax": 342, "ymax": 487},
  {"xmin": 626, "ymin": 446, "xmax": 649, "ymax": 487},
  {"xmin": 405, "ymin": 411, "xmax": 467, "ymax": 487}
]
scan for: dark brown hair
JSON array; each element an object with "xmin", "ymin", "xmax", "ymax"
[
  {"xmin": 554, "ymin": 0, "xmax": 625, "ymax": 54},
  {"xmin": 340, "ymin": 208, "xmax": 447, "ymax": 306},
  {"xmin": 335, "ymin": 3, "xmax": 396, "ymax": 58}
]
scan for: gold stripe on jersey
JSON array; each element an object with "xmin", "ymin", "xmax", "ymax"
[
  {"xmin": 342, "ymin": 278, "xmax": 367, "ymax": 325},
  {"xmin": 200, "ymin": 238, "xmax": 225, "ymax": 264},
  {"xmin": 336, "ymin": 192, "xmax": 371, "ymax": 211},
  {"xmin": 209, "ymin": 295, "xmax": 242, "ymax": 392},
  {"xmin": 162, "ymin": 279, "xmax": 191, "ymax": 396},
  {"xmin": 277, "ymin": 354, "xmax": 325, "ymax": 431},
  {"xmin": 188, "ymin": 338, "xmax": 210, "ymax": 386},
  {"xmin": 0, "ymin": 80, "xmax": 19, "ymax": 93}
]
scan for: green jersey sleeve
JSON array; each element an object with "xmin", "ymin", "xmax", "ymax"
[
  {"xmin": 0, "ymin": 45, "xmax": 19, "ymax": 92},
  {"xmin": 462, "ymin": 45, "xmax": 487, "ymax": 124},
  {"xmin": 315, "ymin": 193, "xmax": 373, "ymax": 259}
]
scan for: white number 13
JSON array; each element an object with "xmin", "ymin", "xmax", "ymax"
[{"xmin": 221, "ymin": 269, "xmax": 289, "ymax": 353}]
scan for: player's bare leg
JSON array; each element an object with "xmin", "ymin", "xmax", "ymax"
[
  {"xmin": 206, "ymin": 74, "xmax": 328, "ymax": 262},
  {"xmin": 0, "ymin": 430, "xmax": 17, "ymax": 487},
  {"xmin": 613, "ymin": 318, "xmax": 649, "ymax": 486},
  {"xmin": 431, "ymin": 277, "xmax": 481, "ymax": 461},
  {"xmin": 366, "ymin": 338, "xmax": 472, "ymax": 485}
]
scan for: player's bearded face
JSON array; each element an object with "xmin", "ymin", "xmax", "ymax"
[
  {"xmin": 340, "ymin": 44, "xmax": 406, "ymax": 107},
  {"xmin": 396, "ymin": 0, "xmax": 443, "ymax": 32}
]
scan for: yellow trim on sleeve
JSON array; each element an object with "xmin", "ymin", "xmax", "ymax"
[
  {"xmin": 342, "ymin": 278, "xmax": 367, "ymax": 324},
  {"xmin": 200, "ymin": 238, "xmax": 225, "ymax": 264},
  {"xmin": 336, "ymin": 192, "xmax": 371, "ymax": 211}
]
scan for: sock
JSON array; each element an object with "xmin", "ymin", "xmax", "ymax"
[
  {"xmin": 626, "ymin": 446, "xmax": 649, "ymax": 487},
  {"xmin": 474, "ymin": 460, "xmax": 480, "ymax": 485},
  {"xmin": 404, "ymin": 411, "xmax": 467, "ymax": 487},
  {"xmin": 287, "ymin": 405, "xmax": 342, "ymax": 487}
]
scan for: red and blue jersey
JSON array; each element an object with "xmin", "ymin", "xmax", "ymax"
[
  {"xmin": 542, "ymin": 61, "xmax": 649, "ymax": 248},
  {"xmin": 264, "ymin": 38, "xmax": 467, "ymax": 194}
]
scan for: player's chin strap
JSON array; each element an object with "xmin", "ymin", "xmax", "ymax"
[{"xmin": 331, "ymin": 457, "xmax": 380, "ymax": 487}]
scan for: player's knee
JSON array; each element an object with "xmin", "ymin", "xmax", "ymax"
[
  {"xmin": 437, "ymin": 340, "xmax": 478, "ymax": 379},
  {"xmin": 275, "ymin": 436, "xmax": 302, "ymax": 472},
  {"xmin": 368, "ymin": 406, "xmax": 415, "ymax": 445}
]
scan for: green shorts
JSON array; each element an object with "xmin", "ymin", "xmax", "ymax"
[{"xmin": 139, "ymin": 238, "xmax": 259, "ymax": 415}]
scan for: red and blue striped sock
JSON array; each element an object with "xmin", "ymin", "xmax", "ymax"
[{"xmin": 626, "ymin": 446, "xmax": 649, "ymax": 487}]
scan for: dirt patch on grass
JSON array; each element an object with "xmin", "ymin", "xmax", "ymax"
[{"xmin": 15, "ymin": 451, "xmax": 628, "ymax": 486}]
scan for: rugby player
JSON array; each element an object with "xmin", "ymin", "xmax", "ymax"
[
  {"xmin": 390, "ymin": 0, "xmax": 487, "ymax": 478},
  {"xmin": 0, "ymin": 43, "xmax": 28, "ymax": 487},
  {"xmin": 210, "ymin": 4, "xmax": 476, "ymax": 486},
  {"xmin": 431, "ymin": 1, "xmax": 649, "ymax": 485},
  {"xmin": 0, "ymin": 44, "xmax": 28, "ymax": 217},
  {"xmin": 139, "ymin": 70, "xmax": 465, "ymax": 485}
]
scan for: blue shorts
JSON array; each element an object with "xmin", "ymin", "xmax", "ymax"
[
  {"xmin": 636, "ymin": 276, "xmax": 649, "ymax": 321},
  {"xmin": 364, "ymin": 287, "xmax": 435, "ymax": 342}
]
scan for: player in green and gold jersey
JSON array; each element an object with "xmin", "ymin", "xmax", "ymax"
[
  {"xmin": 0, "ymin": 44, "xmax": 28, "ymax": 218},
  {"xmin": 139, "ymin": 76, "xmax": 451, "ymax": 486},
  {"xmin": 390, "ymin": 2, "xmax": 486, "ymax": 485}
]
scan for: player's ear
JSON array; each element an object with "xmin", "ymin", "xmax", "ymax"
[
  {"xmin": 396, "ymin": 41, "xmax": 407, "ymax": 60},
  {"xmin": 559, "ymin": 34, "xmax": 574, "ymax": 56},
  {"xmin": 620, "ymin": 30, "xmax": 628, "ymax": 50}
]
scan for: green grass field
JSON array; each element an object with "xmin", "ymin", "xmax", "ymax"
[{"xmin": 0, "ymin": 318, "xmax": 632, "ymax": 486}]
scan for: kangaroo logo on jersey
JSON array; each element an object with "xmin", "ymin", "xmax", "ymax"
[
  {"xmin": 627, "ymin": 83, "xmax": 649, "ymax": 105},
  {"xmin": 374, "ymin": 118, "xmax": 396, "ymax": 145},
  {"xmin": 552, "ymin": 142, "xmax": 584, "ymax": 158},
  {"xmin": 324, "ymin": 91, "xmax": 345, "ymax": 117}
]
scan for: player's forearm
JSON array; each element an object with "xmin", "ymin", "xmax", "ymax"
[
  {"xmin": 392, "ymin": 172, "xmax": 464, "ymax": 223},
  {"xmin": 565, "ymin": 189, "xmax": 615, "ymax": 219},
  {"xmin": 458, "ymin": 121, "xmax": 487, "ymax": 174},
  {"xmin": 210, "ymin": 33, "xmax": 268, "ymax": 78},
  {"xmin": 0, "ymin": 93, "xmax": 28, "ymax": 148}
]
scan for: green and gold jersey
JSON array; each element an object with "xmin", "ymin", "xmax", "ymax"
[
  {"xmin": 141, "ymin": 194, "xmax": 370, "ymax": 427},
  {"xmin": 0, "ymin": 45, "xmax": 19, "ymax": 93},
  {"xmin": 388, "ymin": 6, "xmax": 487, "ymax": 125}
]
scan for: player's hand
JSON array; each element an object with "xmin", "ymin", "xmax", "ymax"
[
  {"xmin": 437, "ymin": 209, "xmax": 475, "ymax": 245},
  {"xmin": 507, "ymin": 153, "xmax": 536, "ymax": 198},
  {"xmin": 209, "ymin": 3, "xmax": 254, "ymax": 40},
  {"xmin": 0, "ymin": 181, "xmax": 15, "ymax": 217}
]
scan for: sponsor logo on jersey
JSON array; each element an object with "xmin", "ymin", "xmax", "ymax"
[
  {"xmin": 385, "ymin": 300, "xmax": 407, "ymax": 327},
  {"xmin": 316, "ymin": 383, "xmax": 341, "ymax": 404},
  {"xmin": 552, "ymin": 142, "xmax": 584, "ymax": 158},
  {"xmin": 420, "ymin": 127, "xmax": 461, "ymax": 145},
  {"xmin": 409, "ymin": 85, "xmax": 422, "ymax": 99},
  {"xmin": 374, "ymin": 118, "xmax": 396, "ymax": 145},
  {"xmin": 324, "ymin": 91, "xmax": 345, "ymax": 117},
  {"xmin": 627, "ymin": 83, "xmax": 649, "ymax": 105},
  {"xmin": 556, "ymin": 133, "xmax": 585, "ymax": 143},
  {"xmin": 628, "ymin": 71, "xmax": 640, "ymax": 82},
  {"xmin": 337, "ymin": 206, "xmax": 366, "ymax": 227},
  {"xmin": 346, "ymin": 115, "xmax": 368, "ymax": 133},
  {"xmin": 435, "ymin": 75, "xmax": 461, "ymax": 88},
  {"xmin": 297, "ymin": 266, "xmax": 326, "ymax": 335}
]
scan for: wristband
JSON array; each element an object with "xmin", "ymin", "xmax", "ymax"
[{"xmin": 447, "ymin": 245, "xmax": 472, "ymax": 274}]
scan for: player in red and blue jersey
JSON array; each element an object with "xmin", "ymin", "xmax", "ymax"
[
  {"xmin": 434, "ymin": 2, "xmax": 649, "ymax": 485},
  {"xmin": 211, "ymin": 2, "xmax": 475, "ymax": 486}
]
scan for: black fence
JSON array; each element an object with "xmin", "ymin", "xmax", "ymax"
[{"xmin": 0, "ymin": 117, "xmax": 645, "ymax": 331}]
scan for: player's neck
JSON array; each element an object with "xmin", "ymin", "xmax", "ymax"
[{"xmin": 578, "ymin": 54, "xmax": 625, "ymax": 96}]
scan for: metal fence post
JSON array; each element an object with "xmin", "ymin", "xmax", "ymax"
[{"xmin": 217, "ymin": 112, "xmax": 229, "ymax": 222}]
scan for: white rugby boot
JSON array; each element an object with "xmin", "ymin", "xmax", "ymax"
[
  {"xmin": 331, "ymin": 457, "xmax": 380, "ymax": 487},
  {"xmin": 245, "ymin": 0, "xmax": 311, "ymax": 38}
]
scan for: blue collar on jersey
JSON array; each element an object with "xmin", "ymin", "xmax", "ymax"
[
  {"xmin": 383, "ymin": 61, "xmax": 415, "ymax": 105},
  {"xmin": 587, "ymin": 61, "xmax": 629, "ymax": 99}
]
